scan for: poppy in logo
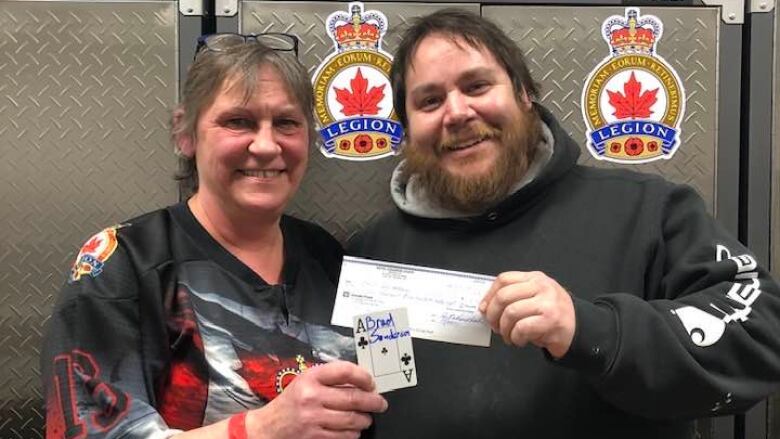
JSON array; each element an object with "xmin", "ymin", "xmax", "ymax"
[
  {"xmin": 581, "ymin": 8, "xmax": 685, "ymax": 164},
  {"xmin": 311, "ymin": 2, "xmax": 402, "ymax": 160},
  {"xmin": 70, "ymin": 226, "xmax": 121, "ymax": 282}
]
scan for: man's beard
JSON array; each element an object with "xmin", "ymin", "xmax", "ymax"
[{"xmin": 402, "ymin": 107, "xmax": 542, "ymax": 214}]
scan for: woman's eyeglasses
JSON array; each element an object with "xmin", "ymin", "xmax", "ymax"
[{"xmin": 195, "ymin": 32, "xmax": 299, "ymax": 58}]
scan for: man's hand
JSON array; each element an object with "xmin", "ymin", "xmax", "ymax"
[
  {"xmin": 479, "ymin": 271, "xmax": 576, "ymax": 358},
  {"xmin": 247, "ymin": 360, "xmax": 388, "ymax": 439}
]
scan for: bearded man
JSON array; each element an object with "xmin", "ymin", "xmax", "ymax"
[{"xmin": 349, "ymin": 8, "xmax": 780, "ymax": 439}]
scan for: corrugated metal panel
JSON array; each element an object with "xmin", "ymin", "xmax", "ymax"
[
  {"xmin": 484, "ymin": 6, "xmax": 720, "ymax": 213},
  {"xmin": 768, "ymin": 6, "xmax": 779, "ymax": 439},
  {"xmin": 772, "ymin": 5, "xmax": 779, "ymax": 283},
  {"xmin": 0, "ymin": 2, "xmax": 178, "ymax": 437},
  {"xmin": 241, "ymin": 2, "xmax": 480, "ymax": 243}
]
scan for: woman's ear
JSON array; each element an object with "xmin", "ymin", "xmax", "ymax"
[
  {"xmin": 172, "ymin": 107, "xmax": 195, "ymax": 158},
  {"xmin": 518, "ymin": 87, "xmax": 533, "ymax": 111}
]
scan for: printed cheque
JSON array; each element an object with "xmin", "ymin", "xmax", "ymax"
[{"xmin": 331, "ymin": 256, "xmax": 493, "ymax": 347}]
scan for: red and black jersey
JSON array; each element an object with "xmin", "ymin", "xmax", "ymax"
[{"xmin": 42, "ymin": 203, "xmax": 353, "ymax": 438}]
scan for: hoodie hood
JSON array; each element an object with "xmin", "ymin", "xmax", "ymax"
[{"xmin": 390, "ymin": 104, "xmax": 581, "ymax": 225}]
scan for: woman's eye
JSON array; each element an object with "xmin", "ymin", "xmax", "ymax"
[
  {"xmin": 224, "ymin": 118, "xmax": 254, "ymax": 130},
  {"xmin": 276, "ymin": 118, "xmax": 302, "ymax": 131}
]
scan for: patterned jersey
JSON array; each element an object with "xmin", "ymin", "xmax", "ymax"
[{"xmin": 42, "ymin": 203, "xmax": 354, "ymax": 438}]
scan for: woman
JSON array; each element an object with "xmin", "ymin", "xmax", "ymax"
[{"xmin": 41, "ymin": 34, "xmax": 386, "ymax": 439}]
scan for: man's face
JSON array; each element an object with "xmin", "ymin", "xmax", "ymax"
[{"xmin": 403, "ymin": 33, "xmax": 540, "ymax": 212}]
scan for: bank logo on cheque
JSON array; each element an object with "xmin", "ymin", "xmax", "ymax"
[
  {"xmin": 582, "ymin": 8, "xmax": 685, "ymax": 164},
  {"xmin": 312, "ymin": 2, "xmax": 402, "ymax": 160}
]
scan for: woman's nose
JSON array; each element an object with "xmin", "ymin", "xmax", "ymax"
[{"xmin": 248, "ymin": 123, "xmax": 281, "ymax": 156}]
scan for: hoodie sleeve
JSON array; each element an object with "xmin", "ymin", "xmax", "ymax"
[
  {"xmin": 555, "ymin": 183, "xmax": 780, "ymax": 419},
  {"xmin": 41, "ymin": 227, "xmax": 181, "ymax": 438}
]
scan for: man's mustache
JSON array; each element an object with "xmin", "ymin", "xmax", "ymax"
[{"xmin": 437, "ymin": 122, "xmax": 502, "ymax": 153}]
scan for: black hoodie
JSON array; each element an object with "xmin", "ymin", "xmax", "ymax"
[{"xmin": 350, "ymin": 105, "xmax": 780, "ymax": 439}]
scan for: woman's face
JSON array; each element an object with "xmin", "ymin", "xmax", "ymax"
[{"xmin": 184, "ymin": 64, "xmax": 309, "ymax": 219}]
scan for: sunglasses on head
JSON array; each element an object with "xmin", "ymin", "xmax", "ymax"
[{"xmin": 195, "ymin": 32, "xmax": 299, "ymax": 59}]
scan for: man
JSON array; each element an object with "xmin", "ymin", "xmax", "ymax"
[{"xmin": 349, "ymin": 9, "xmax": 780, "ymax": 439}]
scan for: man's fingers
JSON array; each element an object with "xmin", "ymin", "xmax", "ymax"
[
  {"xmin": 498, "ymin": 299, "xmax": 542, "ymax": 339},
  {"xmin": 483, "ymin": 281, "xmax": 537, "ymax": 330},
  {"xmin": 321, "ymin": 386, "xmax": 388, "ymax": 413},
  {"xmin": 479, "ymin": 271, "xmax": 531, "ymax": 312},
  {"xmin": 507, "ymin": 314, "xmax": 549, "ymax": 347},
  {"xmin": 311, "ymin": 361, "xmax": 376, "ymax": 391},
  {"xmin": 318, "ymin": 408, "xmax": 374, "ymax": 431},
  {"xmin": 479, "ymin": 279, "xmax": 502, "ymax": 313}
]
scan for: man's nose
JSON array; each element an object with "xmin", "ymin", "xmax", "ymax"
[{"xmin": 443, "ymin": 92, "xmax": 475, "ymax": 128}]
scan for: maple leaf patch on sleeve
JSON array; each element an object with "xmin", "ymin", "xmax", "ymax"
[
  {"xmin": 607, "ymin": 72, "xmax": 658, "ymax": 119},
  {"xmin": 81, "ymin": 236, "xmax": 103, "ymax": 254},
  {"xmin": 334, "ymin": 68, "xmax": 385, "ymax": 116}
]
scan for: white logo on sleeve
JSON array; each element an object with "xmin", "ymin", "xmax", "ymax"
[{"xmin": 671, "ymin": 245, "xmax": 763, "ymax": 347}]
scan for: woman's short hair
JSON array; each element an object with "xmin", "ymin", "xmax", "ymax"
[
  {"xmin": 390, "ymin": 9, "xmax": 540, "ymax": 128},
  {"xmin": 172, "ymin": 37, "xmax": 314, "ymax": 195}
]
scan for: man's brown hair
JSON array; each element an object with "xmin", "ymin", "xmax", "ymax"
[{"xmin": 390, "ymin": 8, "xmax": 540, "ymax": 128}]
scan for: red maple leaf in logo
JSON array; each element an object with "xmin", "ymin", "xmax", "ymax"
[
  {"xmin": 607, "ymin": 72, "xmax": 658, "ymax": 119},
  {"xmin": 81, "ymin": 236, "xmax": 103, "ymax": 254},
  {"xmin": 334, "ymin": 68, "xmax": 385, "ymax": 116}
]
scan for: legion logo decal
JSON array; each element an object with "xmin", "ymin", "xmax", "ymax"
[
  {"xmin": 70, "ymin": 225, "xmax": 124, "ymax": 282},
  {"xmin": 275, "ymin": 355, "xmax": 314, "ymax": 394},
  {"xmin": 312, "ymin": 2, "xmax": 402, "ymax": 160},
  {"xmin": 582, "ymin": 8, "xmax": 685, "ymax": 164}
]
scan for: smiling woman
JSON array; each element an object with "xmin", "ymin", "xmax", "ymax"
[
  {"xmin": 41, "ymin": 34, "xmax": 387, "ymax": 439},
  {"xmin": 178, "ymin": 64, "xmax": 311, "ymax": 268}
]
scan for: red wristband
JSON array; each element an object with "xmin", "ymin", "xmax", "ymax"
[{"xmin": 227, "ymin": 412, "xmax": 248, "ymax": 439}]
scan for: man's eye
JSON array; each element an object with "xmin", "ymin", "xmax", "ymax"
[
  {"xmin": 419, "ymin": 96, "xmax": 441, "ymax": 110},
  {"xmin": 466, "ymin": 82, "xmax": 489, "ymax": 94},
  {"xmin": 224, "ymin": 118, "xmax": 254, "ymax": 130}
]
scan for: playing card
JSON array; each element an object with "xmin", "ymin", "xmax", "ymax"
[{"xmin": 353, "ymin": 308, "xmax": 417, "ymax": 393}]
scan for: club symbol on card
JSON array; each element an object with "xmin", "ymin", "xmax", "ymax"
[
  {"xmin": 401, "ymin": 353, "xmax": 412, "ymax": 366},
  {"xmin": 357, "ymin": 336, "xmax": 369, "ymax": 350},
  {"xmin": 381, "ymin": 347, "xmax": 388, "ymax": 354}
]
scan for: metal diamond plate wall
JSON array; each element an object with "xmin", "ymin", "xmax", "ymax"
[
  {"xmin": 241, "ymin": 2, "xmax": 479, "ymax": 243},
  {"xmin": 762, "ymin": 8, "xmax": 779, "ymax": 439},
  {"xmin": 772, "ymin": 7, "xmax": 780, "ymax": 283},
  {"xmin": 484, "ymin": 6, "xmax": 720, "ymax": 213},
  {"xmin": 0, "ymin": 2, "xmax": 178, "ymax": 437}
]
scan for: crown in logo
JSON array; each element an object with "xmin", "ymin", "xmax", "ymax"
[
  {"xmin": 327, "ymin": 3, "xmax": 387, "ymax": 51},
  {"xmin": 603, "ymin": 9, "xmax": 662, "ymax": 55}
]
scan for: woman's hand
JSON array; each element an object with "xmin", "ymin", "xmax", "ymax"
[{"xmin": 247, "ymin": 360, "xmax": 388, "ymax": 439}]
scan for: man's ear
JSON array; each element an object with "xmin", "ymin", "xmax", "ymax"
[{"xmin": 172, "ymin": 107, "xmax": 195, "ymax": 158}]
